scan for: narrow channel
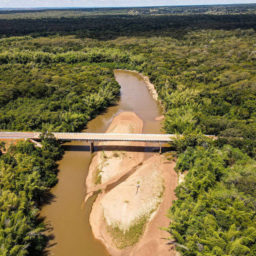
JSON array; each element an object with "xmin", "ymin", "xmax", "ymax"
[{"xmin": 41, "ymin": 70, "xmax": 163, "ymax": 256}]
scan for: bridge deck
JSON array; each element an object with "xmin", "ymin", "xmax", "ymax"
[{"xmin": 0, "ymin": 132, "xmax": 175, "ymax": 143}]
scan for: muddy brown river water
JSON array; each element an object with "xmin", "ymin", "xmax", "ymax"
[{"xmin": 41, "ymin": 70, "xmax": 163, "ymax": 256}]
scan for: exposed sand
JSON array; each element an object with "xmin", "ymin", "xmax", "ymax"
[
  {"xmin": 130, "ymin": 158, "xmax": 177, "ymax": 256},
  {"xmin": 101, "ymin": 155, "xmax": 164, "ymax": 232},
  {"xmin": 86, "ymin": 112, "xmax": 144, "ymax": 194},
  {"xmin": 155, "ymin": 115, "xmax": 164, "ymax": 121},
  {"xmin": 86, "ymin": 111, "xmax": 178, "ymax": 256},
  {"xmin": 90, "ymin": 155, "xmax": 178, "ymax": 256}
]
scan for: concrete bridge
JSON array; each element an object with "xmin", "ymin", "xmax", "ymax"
[{"xmin": 0, "ymin": 131, "xmax": 177, "ymax": 153}]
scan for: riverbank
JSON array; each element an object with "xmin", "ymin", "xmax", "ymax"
[{"xmin": 86, "ymin": 111, "xmax": 178, "ymax": 256}]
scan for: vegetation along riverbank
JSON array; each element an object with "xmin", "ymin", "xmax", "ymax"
[{"xmin": 0, "ymin": 5, "xmax": 256, "ymax": 256}]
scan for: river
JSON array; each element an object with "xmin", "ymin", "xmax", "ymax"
[{"xmin": 41, "ymin": 70, "xmax": 163, "ymax": 256}]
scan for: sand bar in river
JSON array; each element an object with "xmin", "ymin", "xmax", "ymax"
[{"xmin": 86, "ymin": 111, "xmax": 178, "ymax": 256}]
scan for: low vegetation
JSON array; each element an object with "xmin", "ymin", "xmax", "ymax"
[
  {"xmin": 107, "ymin": 215, "xmax": 148, "ymax": 249},
  {"xmin": 94, "ymin": 169, "xmax": 102, "ymax": 185}
]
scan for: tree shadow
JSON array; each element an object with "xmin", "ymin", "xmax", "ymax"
[
  {"xmin": 38, "ymin": 190, "xmax": 56, "ymax": 207},
  {"xmin": 35, "ymin": 190, "xmax": 57, "ymax": 255},
  {"xmin": 42, "ymin": 223, "xmax": 57, "ymax": 256}
]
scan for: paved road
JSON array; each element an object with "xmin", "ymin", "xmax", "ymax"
[{"xmin": 0, "ymin": 132, "xmax": 176, "ymax": 143}]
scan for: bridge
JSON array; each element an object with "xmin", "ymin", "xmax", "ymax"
[{"xmin": 0, "ymin": 131, "xmax": 177, "ymax": 153}]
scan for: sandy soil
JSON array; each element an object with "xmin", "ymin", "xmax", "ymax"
[
  {"xmin": 140, "ymin": 74, "xmax": 159, "ymax": 102},
  {"xmin": 86, "ymin": 112, "xmax": 144, "ymax": 194},
  {"xmin": 90, "ymin": 155, "xmax": 178, "ymax": 256},
  {"xmin": 130, "ymin": 158, "xmax": 177, "ymax": 256},
  {"xmin": 101, "ymin": 155, "xmax": 164, "ymax": 232},
  {"xmin": 155, "ymin": 115, "xmax": 164, "ymax": 121},
  {"xmin": 86, "ymin": 111, "xmax": 178, "ymax": 256}
]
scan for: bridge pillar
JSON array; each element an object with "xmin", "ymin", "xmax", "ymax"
[
  {"xmin": 90, "ymin": 141, "xmax": 94, "ymax": 153},
  {"xmin": 159, "ymin": 142, "xmax": 162, "ymax": 154}
]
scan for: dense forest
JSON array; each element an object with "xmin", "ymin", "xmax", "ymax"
[
  {"xmin": 0, "ymin": 62, "xmax": 120, "ymax": 131},
  {"xmin": 0, "ymin": 4, "xmax": 255, "ymax": 255},
  {"xmin": 0, "ymin": 134, "xmax": 63, "ymax": 256},
  {"xmin": 0, "ymin": 13, "xmax": 256, "ymax": 40}
]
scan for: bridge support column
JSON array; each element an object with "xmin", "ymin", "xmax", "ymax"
[
  {"xmin": 159, "ymin": 142, "xmax": 162, "ymax": 154},
  {"xmin": 90, "ymin": 141, "xmax": 94, "ymax": 153}
]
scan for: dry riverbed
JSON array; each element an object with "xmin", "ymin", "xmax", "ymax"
[
  {"xmin": 86, "ymin": 111, "xmax": 178, "ymax": 256},
  {"xmin": 86, "ymin": 112, "xmax": 144, "ymax": 194}
]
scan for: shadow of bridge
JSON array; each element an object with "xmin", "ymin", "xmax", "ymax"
[{"xmin": 62, "ymin": 144, "xmax": 171, "ymax": 153}]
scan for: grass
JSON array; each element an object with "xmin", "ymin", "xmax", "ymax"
[
  {"xmin": 164, "ymin": 151, "xmax": 177, "ymax": 161},
  {"xmin": 107, "ymin": 215, "xmax": 148, "ymax": 249},
  {"xmin": 102, "ymin": 151, "xmax": 107, "ymax": 159},
  {"xmin": 93, "ymin": 151, "xmax": 109, "ymax": 185},
  {"xmin": 94, "ymin": 168, "xmax": 102, "ymax": 185},
  {"xmin": 105, "ymin": 178, "xmax": 165, "ymax": 249}
]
